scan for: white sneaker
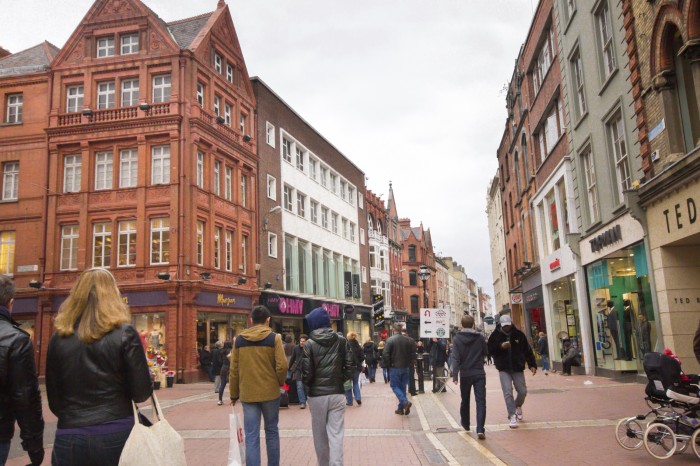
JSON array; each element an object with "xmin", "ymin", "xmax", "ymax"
[
  {"xmin": 509, "ymin": 414, "xmax": 518, "ymax": 428},
  {"xmin": 515, "ymin": 406, "xmax": 523, "ymax": 421}
]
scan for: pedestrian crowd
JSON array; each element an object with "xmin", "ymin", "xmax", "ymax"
[{"xmin": 0, "ymin": 267, "xmax": 604, "ymax": 466}]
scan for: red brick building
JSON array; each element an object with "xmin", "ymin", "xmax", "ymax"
[
  {"xmin": 399, "ymin": 219, "xmax": 435, "ymax": 338},
  {"xmin": 386, "ymin": 182, "xmax": 406, "ymax": 324},
  {"xmin": 0, "ymin": 0, "xmax": 258, "ymax": 381}
]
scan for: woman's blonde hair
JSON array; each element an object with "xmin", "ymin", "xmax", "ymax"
[
  {"xmin": 347, "ymin": 332, "xmax": 357, "ymax": 340},
  {"xmin": 54, "ymin": 268, "xmax": 131, "ymax": 343},
  {"xmin": 378, "ymin": 340, "xmax": 385, "ymax": 349}
]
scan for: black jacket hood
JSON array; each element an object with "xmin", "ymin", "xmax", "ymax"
[{"xmin": 310, "ymin": 328, "xmax": 338, "ymax": 347}]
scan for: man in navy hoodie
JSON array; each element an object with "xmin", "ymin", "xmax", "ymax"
[{"xmin": 451, "ymin": 315, "xmax": 487, "ymax": 439}]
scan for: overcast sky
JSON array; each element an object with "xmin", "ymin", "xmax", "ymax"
[{"xmin": 1, "ymin": 0, "xmax": 536, "ymax": 305}]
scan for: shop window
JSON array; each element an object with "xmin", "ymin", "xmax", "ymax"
[
  {"xmin": 133, "ymin": 314, "xmax": 166, "ymax": 352},
  {"xmin": 0, "ymin": 231, "xmax": 15, "ymax": 275}
]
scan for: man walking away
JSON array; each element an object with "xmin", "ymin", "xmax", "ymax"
[
  {"xmin": 302, "ymin": 308, "xmax": 354, "ymax": 466},
  {"xmin": 451, "ymin": 315, "xmax": 487, "ymax": 439},
  {"xmin": 429, "ymin": 337, "xmax": 448, "ymax": 393},
  {"xmin": 212, "ymin": 341, "xmax": 223, "ymax": 392},
  {"xmin": 382, "ymin": 324, "xmax": 417, "ymax": 415},
  {"xmin": 0, "ymin": 275, "xmax": 44, "ymax": 466},
  {"xmin": 288, "ymin": 334, "xmax": 308, "ymax": 408},
  {"xmin": 487, "ymin": 314, "xmax": 537, "ymax": 429},
  {"xmin": 536, "ymin": 332, "xmax": 550, "ymax": 375},
  {"xmin": 230, "ymin": 305, "xmax": 288, "ymax": 466}
]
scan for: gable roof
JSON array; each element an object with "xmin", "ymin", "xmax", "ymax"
[
  {"xmin": 167, "ymin": 12, "xmax": 214, "ymax": 49},
  {"xmin": 0, "ymin": 42, "xmax": 59, "ymax": 76}
]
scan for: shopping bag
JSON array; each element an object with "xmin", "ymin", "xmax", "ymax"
[
  {"xmin": 228, "ymin": 408, "xmax": 246, "ymax": 466},
  {"xmin": 359, "ymin": 372, "xmax": 369, "ymax": 387},
  {"xmin": 119, "ymin": 393, "xmax": 186, "ymax": 466}
]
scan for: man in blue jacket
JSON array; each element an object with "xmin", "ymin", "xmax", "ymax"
[
  {"xmin": 451, "ymin": 315, "xmax": 487, "ymax": 438},
  {"xmin": 487, "ymin": 314, "xmax": 537, "ymax": 429}
]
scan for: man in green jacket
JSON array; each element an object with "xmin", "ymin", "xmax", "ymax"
[{"xmin": 230, "ymin": 305, "xmax": 288, "ymax": 466}]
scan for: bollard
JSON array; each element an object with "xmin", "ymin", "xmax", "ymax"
[{"xmin": 416, "ymin": 355, "xmax": 425, "ymax": 394}]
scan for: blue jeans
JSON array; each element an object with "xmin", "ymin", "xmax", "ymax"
[
  {"xmin": 540, "ymin": 354, "xmax": 550, "ymax": 372},
  {"xmin": 382, "ymin": 366, "xmax": 389, "ymax": 382},
  {"xmin": 368, "ymin": 365, "xmax": 377, "ymax": 381},
  {"xmin": 389, "ymin": 367, "xmax": 410, "ymax": 410},
  {"xmin": 345, "ymin": 369, "xmax": 362, "ymax": 404},
  {"xmin": 0, "ymin": 442, "xmax": 9, "ymax": 465},
  {"xmin": 242, "ymin": 398, "xmax": 281, "ymax": 466},
  {"xmin": 460, "ymin": 374, "xmax": 487, "ymax": 433},
  {"xmin": 296, "ymin": 379, "xmax": 307, "ymax": 404},
  {"xmin": 51, "ymin": 429, "xmax": 132, "ymax": 466}
]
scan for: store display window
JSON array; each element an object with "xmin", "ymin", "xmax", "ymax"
[
  {"xmin": 196, "ymin": 312, "xmax": 248, "ymax": 350},
  {"xmin": 587, "ymin": 242, "xmax": 656, "ymax": 373},
  {"xmin": 548, "ymin": 276, "xmax": 581, "ymax": 362}
]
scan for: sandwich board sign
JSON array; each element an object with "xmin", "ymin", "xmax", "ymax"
[{"xmin": 419, "ymin": 308, "xmax": 449, "ymax": 339}]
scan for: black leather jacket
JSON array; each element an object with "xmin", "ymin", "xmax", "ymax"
[
  {"xmin": 46, "ymin": 323, "xmax": 152, "ymax": 428},
  {"xmin": 382, "ymin": 334, "xmax": 416, "ymax": 369},
  {"xmin": 0, "ymin": 310, "xmax": 44, "ymax": 451},
  {"xmin": 301, "ymin": 328, "xmax": 354, "ymax": 397}
]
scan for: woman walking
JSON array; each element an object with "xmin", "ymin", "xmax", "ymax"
[
  {"xmin": 377, "ymin": 340, "xmax": 389, "ymax": 383},
  {"xmin": 46, "ymin": 268, "xmax": 152, "ymax": 466},
  {"xmin": 217, "ymin": 341, "xmax": 233, "ymax": 405},
  {"xmin": 363, "ymin": 339, "xmax": 378, "ymax": 383},
  {"xmin": 345, "ymin": 332, "xmax": 364, "ymax": 406}
]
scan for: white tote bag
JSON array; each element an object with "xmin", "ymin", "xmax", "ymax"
[
  {"xmin": 228, "ymin": 408, "xmax": 246, "ymax": 466},
  {"xmin": 119, "ymin": 393, "xmax": 187, "ymax": 466}
]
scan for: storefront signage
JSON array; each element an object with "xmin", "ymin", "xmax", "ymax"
[
  {"xmin": 321, "ymin": 303, "xmax": 341, "ymax": 318},
  {"xmin": 663, "ymin": 197, "xmax": 697, "ymax": 234},
  {"xmin": 278, "ymin": 296, "xmax": 304, "ymax": 315},
  {"xmin": 195, "ymin": 292, "xmax": 251, "ymax": 309},
  {"xmin": 53, "ymin": 290, "xmax": 170, "ymax": 311},
  {"xmin": 549, "ymin": 258, "xmax": 561, "ymax": 271},
  {"xmin": 589, "ymin": 225, "xmax": 622, "ymax": 253},
  {"xmin": 12, "ymin": 297, "xmax": 38, "ymax": 313},
  {"xmin": 510, "ymin": 293, "xmax": 523, "ymax": 305},
  {"xmin": 344, "ymin": 272, "xmax": 352, "ymax": 297},
  {"xmin": 16, "ymin": 265, "xmax": 38, "ymax": 273}
]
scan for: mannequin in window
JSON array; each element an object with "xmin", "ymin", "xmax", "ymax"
[
  {"xmin": 150, "ymin": 327, "xmax": 162, "ymax": 350},
  {"xmin": 606, "ymin": 301, "xmax": 624, "ymax": 359},
  {"xmin": 622, "ymin": 300, "xmax": 634, "ymax": 361}
]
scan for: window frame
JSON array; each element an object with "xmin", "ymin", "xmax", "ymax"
[
  {"xmin": 0, "ymin": 231, "xmax": 15, "ymax": 275},
  {"xmin": 119, "ymin": 149, "xmax": 137, "ymax": 189},
  {"xmin": 96, "ymin": 36, "xmax": 115, "ymax": 58},
  {"xmin": 151, "ymin": 145, "xmax": 170, "ymax": 185},
  {"xmin": 97, "ymin": 81, "xmax": 116, "ymax": 109},
  {"xmin": 66, "ymin": 85, "xmax": 84, "ymax": 113},
  {"xmin": 268, "ymin": 232, "xmax": 278, "ymax": 258},
  {"xmin": 120, "ymin": 78, "xmax": 139, "ymax": 107},
  {"xmin": 152, "ymin": 75, "xmax": 171, "ymax": 103},
  {"xmin": 267, "ymin": 175, "xmax": 276, "ymax": 200},
  {"xmin": 266, "ymin": 122, "xmax": 275, "ymax": 147},
  {"xmin": 2, "ymin": 162, "xmax": 19, "ymax": 201},
  {"xmin": 120, "ymin": 33, "xmax": 139, "ymax": 55},
  {"xmin": 63, "ymin": 154, "xmax": 82, "ymax": 193},
  {"xmin": 60, "ymin": 225, "xmax": 79, "ymax": 271},
  {"xmin": 117, "ymin": 220, "xmax": 136, "ymax": 267},
  {"xmin": 92, "ymin": 222, "xmax": 112, "ymax": 268},
  {"xmin": 150, "ymin": 218, "xmax": 170, "ymax": 265}
]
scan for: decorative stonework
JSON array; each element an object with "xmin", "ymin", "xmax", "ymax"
[
  {"xmin": 57, "ymin": 194, "xmax": 80, "ymax": 207},
  {"xmin": 117, "ymin": 190, "xmax": 137, "ymax": 202},
  {"xmin": 68, "ymin": 41, "xmax": 85, "ymax": 64},
  {"xmin": 89, "ymin": 192, "xmax": 111, "ymax": 204},
  {"xmin": 113, "ymin": 269, "xmax": 137, "ymax": 280},
  {"xmin": 147, "ymin": 185, "xmax": 169, "ymax": 201},
  {"xmin": 150, "ymin": 31, "xmax": 163, "ymax": 51},
  {"xmin": 101, "ymin": 0, "xmax": 136, "ymax": 17}
]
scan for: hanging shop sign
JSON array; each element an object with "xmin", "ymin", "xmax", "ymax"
[
  {"xmin": 510, "ymin": 293, "xmax": 523, "ymax": 305},
  {"xmin": 549, "ymin": 258, "xmax": 561, "ymax": 271}
]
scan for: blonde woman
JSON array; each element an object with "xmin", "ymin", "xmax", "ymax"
[
  {"xmin": 377, "ymin": 340, "xmax": 388, "ymax": 383},
  {"xmin": 344, "ymin": 332, "xmax": 365, "ymax": 406},
  {"xmin": 46, "ymin": 268, "xmax": 152, "ymax": 466}
]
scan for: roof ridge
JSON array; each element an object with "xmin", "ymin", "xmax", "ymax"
[{"xmin": 167, "ymin": 11, "xmax": 214, "ymax": 26}]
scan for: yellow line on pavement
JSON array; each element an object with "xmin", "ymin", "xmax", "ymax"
[
  {"xmin": 430, "ymin": 392, "xmax": 506, "ymax": 466},
  {"xmin": 413, "ymin": 396, "xmax": 460, "ymax": 465}
]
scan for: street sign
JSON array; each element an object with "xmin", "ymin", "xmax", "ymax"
[{"xmin": 419, "ymin": 308, "xmax": 449, "ymax": 338}]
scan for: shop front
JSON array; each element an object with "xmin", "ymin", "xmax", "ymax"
[
  {"xmin": 194, "ymin": 291, "xmax": 253, "ymax": 352},
  {"xmin": 522, "ymin": 273, "xmax": 544, "ymax": 344},
  {"xmin": 260, "ymin": 291, "xmax": 347, "ymax": 341},
  {"xmin": 639, "ymin": 161, "xmax": 700, "ymax": 373},
  {"xmin": 581, "ymin": 213, "xmax": 655, "ymax": 376}
]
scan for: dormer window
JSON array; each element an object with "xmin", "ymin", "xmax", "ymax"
[
  {"xmin": 214, "ymin": 53, "xmax": 222, "ymax": 73},
  {"xmin": 120, "ymin": 33, "xmax": 139, "ymax": 55},
  {"xmin": 226, "ymin": 64, "xmax": 234, "ymax": 83},
  {"xmin": 97, "ymin": 37, "xmax": 115, "ymax": 58}
]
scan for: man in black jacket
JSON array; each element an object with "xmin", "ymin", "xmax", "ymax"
[
  {"xmin": 302, "ymin": 308, "xmax": 354, "ymax": 466},
  {"xmin": 0, "ymin": 275, "xmax": 44, "ymax": 465},
  {"xmin": 451, "ymin": 315, "xmax": 487, "ymax": 438},
  {"xmin": 429, "ymin": 337, "xmax": 448, "ymax": 393},
  {"xmin": 487, "ymin": 314, "xmax": 537, "ymax": 429},
  {"xmin": 382, "ymin": 324, "xmax": 417, "ymax": 415}
]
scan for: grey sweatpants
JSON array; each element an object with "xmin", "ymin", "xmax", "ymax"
[
  {"xmin": 308, "ymin": 394, "xmax": 346, "ymax": 466},
  {"xmin": 498, "ymin": 370, "xmax": 527, "ymax": 417}
]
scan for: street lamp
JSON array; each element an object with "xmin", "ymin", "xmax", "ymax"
[
  {"xmin": 418, "ymin": 265, "xmax": 430, "ymax": 308},
  {"xmin": 263, "ymin": 205, "xmax": 282, "ymax": 231}
]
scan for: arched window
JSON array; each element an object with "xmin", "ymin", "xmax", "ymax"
[
  {"xmin": 409, "ymin": 270, "xmax": 417, "ymax": 286},
  {"xmin": 410, "ymin": 295, "xmax": 419, "ymax": 313},
  {"xmin": 671, "ymin": 31, "xmax": 700, "ymax": 152},
  {"xmin": 521, "ymin": 134, "xmax": 530, "ymax": 181},
  {"xmin": 376, "ymin": 221, "xmax": 382, "ymax": 235},
  {"xmin": 367, "ymin": 214, "xmax": 373, "ymax": 231},
  {"xmin": 514, "ymin": 151, "xmax": 522, "ymax": 192}
]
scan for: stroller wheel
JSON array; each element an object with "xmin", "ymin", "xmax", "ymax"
[
  {"xmin": 615, "ymin": 417, "xmax": 644, "ymax": 450},
  {"xmin": 691, "ymin": 427, "xmax": 700, "ymax": 459},
  {"xmin": 644, "ymin": 422, "xmax": 677, "ymax": 460}
]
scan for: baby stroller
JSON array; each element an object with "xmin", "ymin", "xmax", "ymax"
[{"xmin": 640, "ymin": 352, "xmax": 700, "ymax": 459}]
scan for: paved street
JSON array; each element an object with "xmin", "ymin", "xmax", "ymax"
[{"xmin": 7, "ymin": 364, "xmax": 695, "ymax": 465}]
